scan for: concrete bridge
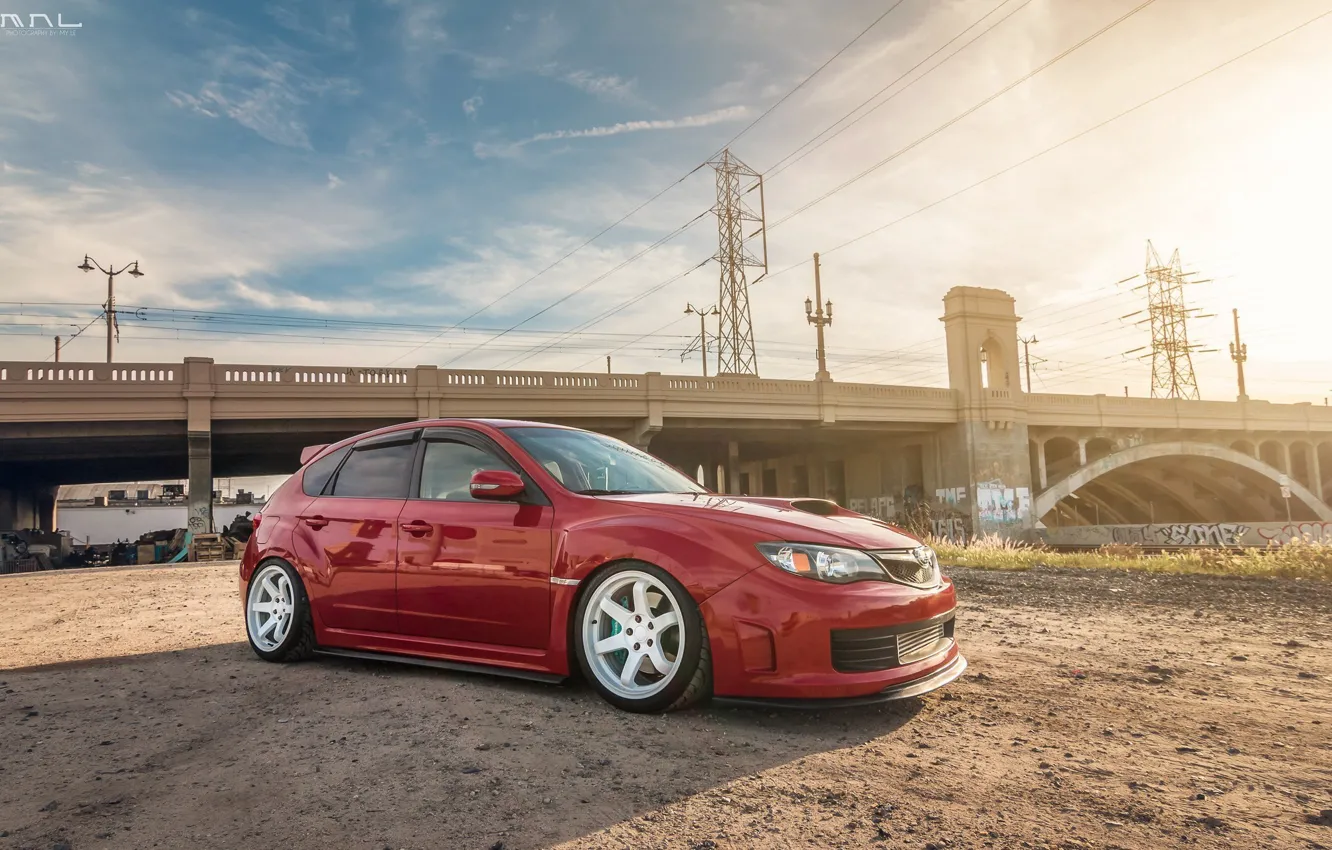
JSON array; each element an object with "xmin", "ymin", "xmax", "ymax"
[{"xmin": 3, "ymin": 286, "xmax": 1330, "ymax": 540}]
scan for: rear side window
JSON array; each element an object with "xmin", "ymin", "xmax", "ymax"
[
  {"xmin": 331, "ymin": 441, "xmax": 416, "ymax": 499},
  {"xmin": 302, "ymin": 446, "xmax": 351, "ymax": 496}
]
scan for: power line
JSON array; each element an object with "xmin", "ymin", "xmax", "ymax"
[
  {"xmin": 435, "ymin": 211, "xmax": 711, "ymax": 367},
  {"xmin": 768, "ymin": 0, "xmax": 1159, "ymax": 229},
  {"xmin": 754, "ymin": 4, "xmax": 1332, "ymax": 287},
  {"xmin": 765, "ymin": 0, "xmax": 1032, "ymax": 178},
  {"xmin": 387, "ymin": 3, "xmax": 911, "ymax": 371},
  {"xmin": 713, "ymin": 0, "xmax": 910, "ymax": 154},
  {"xmin": 382, "ymin": 167, "xmax": 710, "ymax": 367}
]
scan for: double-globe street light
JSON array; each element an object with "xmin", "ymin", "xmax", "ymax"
[{"xmin": 78, "ymin": 255, "xmax": 143, "ymax": 363}]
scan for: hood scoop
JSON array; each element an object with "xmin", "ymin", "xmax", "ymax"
[{"xmin": 788, "ymin": 498, "xmax": 841, "ymax": 517}]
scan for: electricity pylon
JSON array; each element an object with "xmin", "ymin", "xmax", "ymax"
[{"xmin": 707, "ymin": 149, "xmax": 767, "ymax": 376}]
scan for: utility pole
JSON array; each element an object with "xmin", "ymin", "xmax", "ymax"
[
  {"xmin": 1018, "ymin": 335, "xmax": 1042, "ymax": 394},
  {"xmin": 606, "ymin": 355, "xmax": 611, "ymax": 375},
  {"xmin": 684, "ymin": 303, "xmax": 720, "ymax": 378},
  {"xmin": 805, "ymin": 252, "xmax": 833, "ymax": 380},
  {"xmin": 707, "ymin": 148, "xmax": 767, "ymax": 376},
  {"xmin": 78, "ymin": 255, "xmax": 144, "ymax": 363},
  {"xmin": 1228, "ymin": 307, "xmax": 1248, "ymax": 401},
  {"xmin": 54, "ymin": 336, "xmax": 61, "ymax": 363}
]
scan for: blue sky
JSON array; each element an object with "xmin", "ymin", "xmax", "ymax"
[{"xmin": 3, "ymin": 0, "xmax": 1332, "ymax": 401}]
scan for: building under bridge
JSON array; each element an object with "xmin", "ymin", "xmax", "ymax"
[{"xmin": 3, "ymin": 287, "xmax": 1329, "ymax": 544}]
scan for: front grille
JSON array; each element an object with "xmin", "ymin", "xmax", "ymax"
[
  {"xmin": 869, "ymin": 548, "xmax": 940, "ymax": 588},
  {"xmin": 897, "ymin": 623, "xmax": 947, "ymax": 664},
  {"xmin": 830, "ymin": 614, "xmax": 955, "ymax": 673}
]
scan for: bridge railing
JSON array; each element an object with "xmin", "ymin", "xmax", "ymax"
[{"xmin": 0, "ymin": 362, "xmax": 180, "ymax": 384}]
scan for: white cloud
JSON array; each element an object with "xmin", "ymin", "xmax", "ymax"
[
  {"xmin": 529, "ymin": 105, "xmax": 747, "ymax": 142},
  {"xmin": 462, "ymin": 94, "xmax": 483, "ymax": 117},
  {"xmin": 166, "ymin": 46, "xmax": 356, "ymax": 149},
  {"xmin": 475, "ymin": 105, "xmax": 748, "ymax": 158},
  {"xmin": 326, "ymin": 172, "xmax": 342, "ymax": 189}
]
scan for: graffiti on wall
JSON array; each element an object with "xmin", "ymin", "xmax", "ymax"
[
  {"xmin": 932, "ymin": 517, "xmax": 969, "ymax": 545},
  {"xmin": 1257, "ymin": 522, "xmax": 1332, "ymax": 545},
  {"xmin": 850, "ymin": 495, "xmax": 898, "ymax": 521},
  {"xmin": 976, "ymin": 480, "xmax": 1031, "ymax": 527},
  {"xmin": 935, "ymin": 487, "xmax": 967, "ymax": 507},
  {"xmin": 1155, "ymin": 523, "xmax": 1249, "ymax": 547},
  {"xmin": 1041, "ymin": 522, "xmax": 1328, "ymax": 548}
]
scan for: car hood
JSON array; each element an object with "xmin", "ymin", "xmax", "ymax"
[{"xmin": 613, "ymin": 492, "xmax": 923, "ymax": 550}]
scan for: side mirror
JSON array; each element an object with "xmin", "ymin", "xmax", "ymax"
[{"xmin": 470, "ymin": 469, "xmax": 525, "ymax": 500}]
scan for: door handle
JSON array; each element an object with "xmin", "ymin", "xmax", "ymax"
[
  {"xmin": 300, "ymin": 515, "xmax": 329, "ymax": 530},
  {"xmin": 400, "ymin": 520, "xmax": 433, "ymax": 537}
]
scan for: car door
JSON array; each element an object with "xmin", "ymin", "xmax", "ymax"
[
  {"xmin": 395, "ymin": 428, "xmax": 554, "ymax": 648},
  {"xmin": 292, "ymin": 429, "xmax": 418, "ymax": 634}
]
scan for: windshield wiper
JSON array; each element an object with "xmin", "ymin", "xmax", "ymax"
[{"xmin": 573, "ymin": 488, "xmax": 641, "ymax": 496}]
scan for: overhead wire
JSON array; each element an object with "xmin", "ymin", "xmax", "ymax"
[
  {"xmin": 765, "ymin": 0, "xmax": 1033, "ymax": 178},
  {"xmin": 767, "ymin": 0, "xmax": 1160, "ymax": 230},
  {"xmin": 750, "ymin": 4, "xmax": 1332, "ymax": 297}
]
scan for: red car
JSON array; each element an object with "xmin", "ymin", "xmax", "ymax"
[{"xmin": 240, "ymin": 420, "xmax": 965, "ymax": 712}]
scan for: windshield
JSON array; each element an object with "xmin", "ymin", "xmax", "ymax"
[{"xmin": 503, "ymin": 427, "xmax": 706, "ymax": 495}]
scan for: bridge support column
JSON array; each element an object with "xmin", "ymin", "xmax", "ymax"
[
  {"xmin": 1078, "ymin": 438, "xmax": 1087, "ymax": 467},
  {"xmin": 940, "ymin": 287, "xmax": 1035, "ymax": 538},
  {"xmin": 1313, "ymin": 449, "xmax": 1324, "ymax": 501},
  {"xmin": 1036, "ymin": 440, "xmax": 1048, "ymax": 489},
  {"xmin": 184, "ymin": 357, "xmax": 216, "ymax": 536},
  {"xmin": 726, "ymin": 441, "xmax": 740, "ymax": 495},
  {"xmin": 0, "ymin": 483, "xmax": 57, "ymax": 531}
]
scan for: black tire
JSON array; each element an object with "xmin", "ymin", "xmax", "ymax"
[
  {"xmin": 245, "ymin": 559, "xmax": 317, "ymax": 663},
  {"xmin": 573, "ymin": 561, "xmax": 712, "ymax": 713}
]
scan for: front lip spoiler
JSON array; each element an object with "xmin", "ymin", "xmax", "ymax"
[{"xmin": 712, "ymin": 653, "xmax": 969, "ymax": 711}]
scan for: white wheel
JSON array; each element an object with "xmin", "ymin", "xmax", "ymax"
[
  {"xmin": 247, "ymin": 563, "xmax": 296, "ymax": 652},
  {"xmin": 581, "ymin": 569, "xmax": 686, "ymax": 701}
]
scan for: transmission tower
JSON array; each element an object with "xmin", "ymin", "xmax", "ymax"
[
  {"xmin": 1139, "ymin": 241, "xmax": 1210, "ymax": 400},
  {"xmin": 707, "ymin": 148, "xmax": 767, "ymax": 376}
]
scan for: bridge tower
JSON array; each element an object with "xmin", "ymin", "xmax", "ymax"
[{"xmin": 938, "ymin": 287, "xmax": 1034, "ymax": 538}]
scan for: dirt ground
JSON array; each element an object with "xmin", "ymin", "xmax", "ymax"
[{"xmin": 1, "ymin": 563, "xmax": 1329, "ymax": 850}]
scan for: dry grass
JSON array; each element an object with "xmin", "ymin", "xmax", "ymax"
[{"xmin": 930, "ymin": 534, "xmax": 1332, "ymax": 581}]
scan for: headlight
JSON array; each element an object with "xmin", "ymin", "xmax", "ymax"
[{"xmin": 755, "ymin": 542, "xmax": 886, "ymax": 584}]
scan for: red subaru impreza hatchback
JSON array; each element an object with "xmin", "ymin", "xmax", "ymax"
[{"xmin": 240, "ymin": 419, "xmax": 965, "ymax": 712}]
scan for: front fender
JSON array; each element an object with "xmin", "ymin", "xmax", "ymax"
[
  {"xmin": 543, "ymin": 513, "xmax": 763, "ymax": 678},
  {"xmin": 556, "ymin": 513, "xmax": 762, "ymax": 602}
]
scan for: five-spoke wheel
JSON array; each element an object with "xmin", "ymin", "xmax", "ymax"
[
  {"xmin": 576, "ymin": 563, "xmax": 710, "ymax": 712},
  {"xmin": 245, "ymin": 560, "xmax": 317, "ymax": 662}
]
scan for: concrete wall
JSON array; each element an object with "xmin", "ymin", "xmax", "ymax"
[
  {"xmin": 1045, "ymin": 521, "xmax": 1332, "ymax": 547},
  {"xmin": 58, "ymin": 503, "xmax": 257, "ymax": 545}
]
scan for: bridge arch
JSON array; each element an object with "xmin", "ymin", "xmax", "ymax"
[{"xmin": 1035, "ymin": 440, "xmax": 1332, "ymax": 523}]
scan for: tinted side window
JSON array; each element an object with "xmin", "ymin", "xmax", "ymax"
[
  {"xmin": 302, "ymin": 446, "xmax": 351, "ymax": 496},
  {"xmin": 419, "ymin": 441, "xmax": 510, "ymax": 501},
  {"xmin": 330, "ymin": 442, "xmax": 416, "ymax": 499}
]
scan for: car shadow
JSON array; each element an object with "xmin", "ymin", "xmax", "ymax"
[{"xmin": 2, "ymin": 642, "xmax": 929, "ymax": 849}]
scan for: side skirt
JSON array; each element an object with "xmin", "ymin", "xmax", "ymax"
[{"xmin": 315, "ymin": 647, "xmax": 566, "ymax": 684}]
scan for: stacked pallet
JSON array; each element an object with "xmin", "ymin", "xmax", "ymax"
[{"xmin": 189, "ymin": 533, "xmax": 235, "ymax": 562}]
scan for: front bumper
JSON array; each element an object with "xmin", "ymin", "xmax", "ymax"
[
  {"xmin": 701, "ymin": 563, "xmax": 962, "ymax": 701},
  {"xmin": 715, "ymin": 652, "xmax": 968, "ymax": 709}
]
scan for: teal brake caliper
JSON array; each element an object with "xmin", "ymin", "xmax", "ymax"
[{"xmin": 610, "ymin": 593, "xmax": 630, "ymax": 671}]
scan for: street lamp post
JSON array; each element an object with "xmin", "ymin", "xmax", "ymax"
[
  {"xmin": 78, "ymin": 255, "xmax": 144, "ymax": 363},
  {"xmin": 806, "ymin": 252, "xmax": 833, "ymax": 380},
  {"xmin": 684, "ymin": 303, "xmax": 720, "ymax": 378}
]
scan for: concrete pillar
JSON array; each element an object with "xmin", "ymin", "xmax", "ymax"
[
  {"xmin": 1310, "ymin": 447, "xmax": 1323, "ymax": 501},
  {"xmin": 1037, "ymin": 441, "xmax": 1048, "ymax": 490},
  {"xmin": 1282, "ymin": 442, "xmax": 1293, "ymax": 476},
  {"xmin": 726, "ymin": 441, "xmax": 740, "ymax": 495},
  {"xmin": 1077, "ymin": 438, "xmax": 1088, "ymax": 467},
  {"xmin": 183, "ymin": 357, "xmax": 216, "ymax": 535},
  {"xmin": 940, "ymin": 286, "xmax": 1034, "ymax": 538}
]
